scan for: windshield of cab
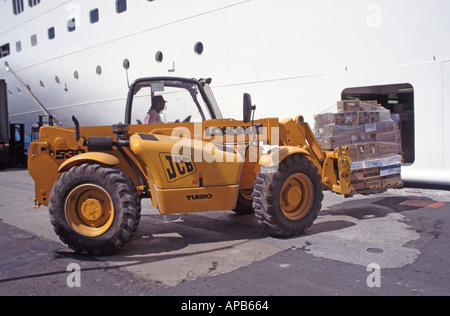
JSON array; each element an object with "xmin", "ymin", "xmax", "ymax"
[{"xmin": 130, "ymin": 79, "xmax": 212, "ymax": 125}]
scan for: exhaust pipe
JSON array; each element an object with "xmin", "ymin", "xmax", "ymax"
[{"xmin": 72, "ymin": 116, "xmax": 80, "ymax": 142}]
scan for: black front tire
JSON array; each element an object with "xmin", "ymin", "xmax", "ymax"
[{"xmin": 252, "ymin": 155, "xmax": 323, "ymax": 237}]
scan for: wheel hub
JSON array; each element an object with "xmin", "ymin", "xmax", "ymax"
[
  {"xmin": 81, "ymin": 198, "xmax": 103, "ymax": 221},
  {"xmin": 65, "ymin": 184, "xmax": 114, "ymax": 237},
  {"xmin": 285, "ymin": 185, "xmax": 302, "ymax": 209}
]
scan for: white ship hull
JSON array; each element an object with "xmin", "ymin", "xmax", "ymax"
[{"xmin": 1, "ymin": 0, "xmax": 449, "ymax": 185}]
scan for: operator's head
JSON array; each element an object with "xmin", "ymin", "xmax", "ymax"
[{"xmin": 151, "ymin": 95, "xmax": 167, "ymax": 113}]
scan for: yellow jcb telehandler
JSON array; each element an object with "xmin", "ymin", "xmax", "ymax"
[{"xmin": 28, "ymin": 77, "xmax": 352, "ymax": 255}]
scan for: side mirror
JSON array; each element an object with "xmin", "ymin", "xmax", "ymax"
[{"xmin": 243, "ymin": 93, "xmax": 256, "ymax": 124}]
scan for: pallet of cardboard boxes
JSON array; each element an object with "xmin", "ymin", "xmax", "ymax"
[{"xmin": 314, "ymin": 100, "xmax": 404, "ymax": 194}]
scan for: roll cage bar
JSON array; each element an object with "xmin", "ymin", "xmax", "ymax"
[{"xmin": 124, "ymin": 77, "xmax": 222, "ymax": 125}]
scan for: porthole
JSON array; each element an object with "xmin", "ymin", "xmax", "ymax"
[
  {"xmin": 17, "ymin": 87, "xmax": 22, "ymax": 94},
  {"xmin": 155, "ymin": 51, "xmax": 163, "ymax": 63},
  {"xmin": 31, "ymin": 34, "xmax": 38, "ymax": 47},
  {"xmin": 74, "ymin": 71, "xmax": 79, "ymax": 80},
  {"xmin": 116, "ymin": 0, "xmax": 127, "ymax": 14},
  {"xmin": 55, "ymin": 76, "xmax": 60, "ymax": 84},
  {"xmin": 40, "ymin": 80, "xmax": 45, "ymax": 88},
  {"xmin": 194, "ymin": 42, "xmax": 204, "ymax": 55},
  {"xmin": 48, "ymin": 27, "xmax": 55, "ymax": 40},
  {"xmin": 96, "ymin": 65, "xmax": 102, "ymax": 75},
  {"xmin": 90, "ymin": 8, "xmax": 100, "ymax": 24}
]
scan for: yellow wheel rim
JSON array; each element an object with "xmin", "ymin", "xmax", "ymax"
[
  {"xmin": 280, "ymin": 173, "xmax": 314, "ymax": 221},
  {"xmin": 65, "ymin": 184, "xmax": 115, "ymax": 237}
]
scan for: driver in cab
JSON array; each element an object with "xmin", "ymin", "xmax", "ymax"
[{"xmin": 144, "ymin": 95, "xmax": 167, "ymax": 124}]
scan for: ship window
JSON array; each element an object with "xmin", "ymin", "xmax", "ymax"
[
  {"xmin": 194, "ymin": 42, "xmax": 204, "ymax": 55},
  {"xmin": 155, "ymin": 51, "xmax": 163, "ymax": 63},
  {"xmin": 16, "ymin": 41, "xmax": 22, "ymax": 53},
  {"xmin": 28, "ymin": 0, "xmax": 40, "ymax": 7},
  {"xmin": 1, "ymin": 44, "xmax": 11, "ymax": 58},
  {"xmin": 48, "ymin": 27, "xmax": 55, "ymax": 40},
  {"xmin": 31, "ymin": 35, "xmax": 37, "ymax": 47},
  {"xmin": 67, "ymin": 18, "xmax": 76, "ymax": 32},
  {"xmin": 116, "ymin": 0, "xmax": 127, "ymax": 14},
  {"xmin": 13, "ymin": 0, "xmax": 24, "ymax": 15},
  {"xmin": 90, "ymin": 8, "xmax": 100, "ymax": 24}
]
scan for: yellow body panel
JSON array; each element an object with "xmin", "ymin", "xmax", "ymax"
[
  {"xmin": 28, "ymin": 140, "xmax": 60, "ymax": 207},
  {"xmin": 130, "ymin": 133, "xmax": 244, "ymax": 213},
  {"xmin": 155, "ymin": 185, "xmax": 240, "ymax": 214},
  {"xmin": 130, "ymin": 133, "xmax": 244, "ymax": 189}
]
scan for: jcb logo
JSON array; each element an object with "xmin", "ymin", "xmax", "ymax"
[{"xmin": 160, "ymin": 153, "xmax": 196, "ymax": 182}]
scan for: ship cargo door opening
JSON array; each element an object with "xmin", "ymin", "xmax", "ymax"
[{"xmin": 342, "ymin": 83, "xmax": 415, "ymax": 164}]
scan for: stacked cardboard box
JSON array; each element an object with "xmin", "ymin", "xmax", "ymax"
[{"xmin": 314, "ymin": 100, "xmax": 404, "ymax": 194}]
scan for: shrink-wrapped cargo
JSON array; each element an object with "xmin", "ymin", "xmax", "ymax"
[{"xmin": 314, "ymin": 100, "xmax": 404, "ymax": 194}]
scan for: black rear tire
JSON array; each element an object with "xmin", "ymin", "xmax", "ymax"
[{"xmin": 49, "ymin": 163, "xmax": 141, "ymax": 255}]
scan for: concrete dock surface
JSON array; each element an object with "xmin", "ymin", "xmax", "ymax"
[{"xmin": 1, "ymin": 168, "xmax": 449, "ymax": 296}]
